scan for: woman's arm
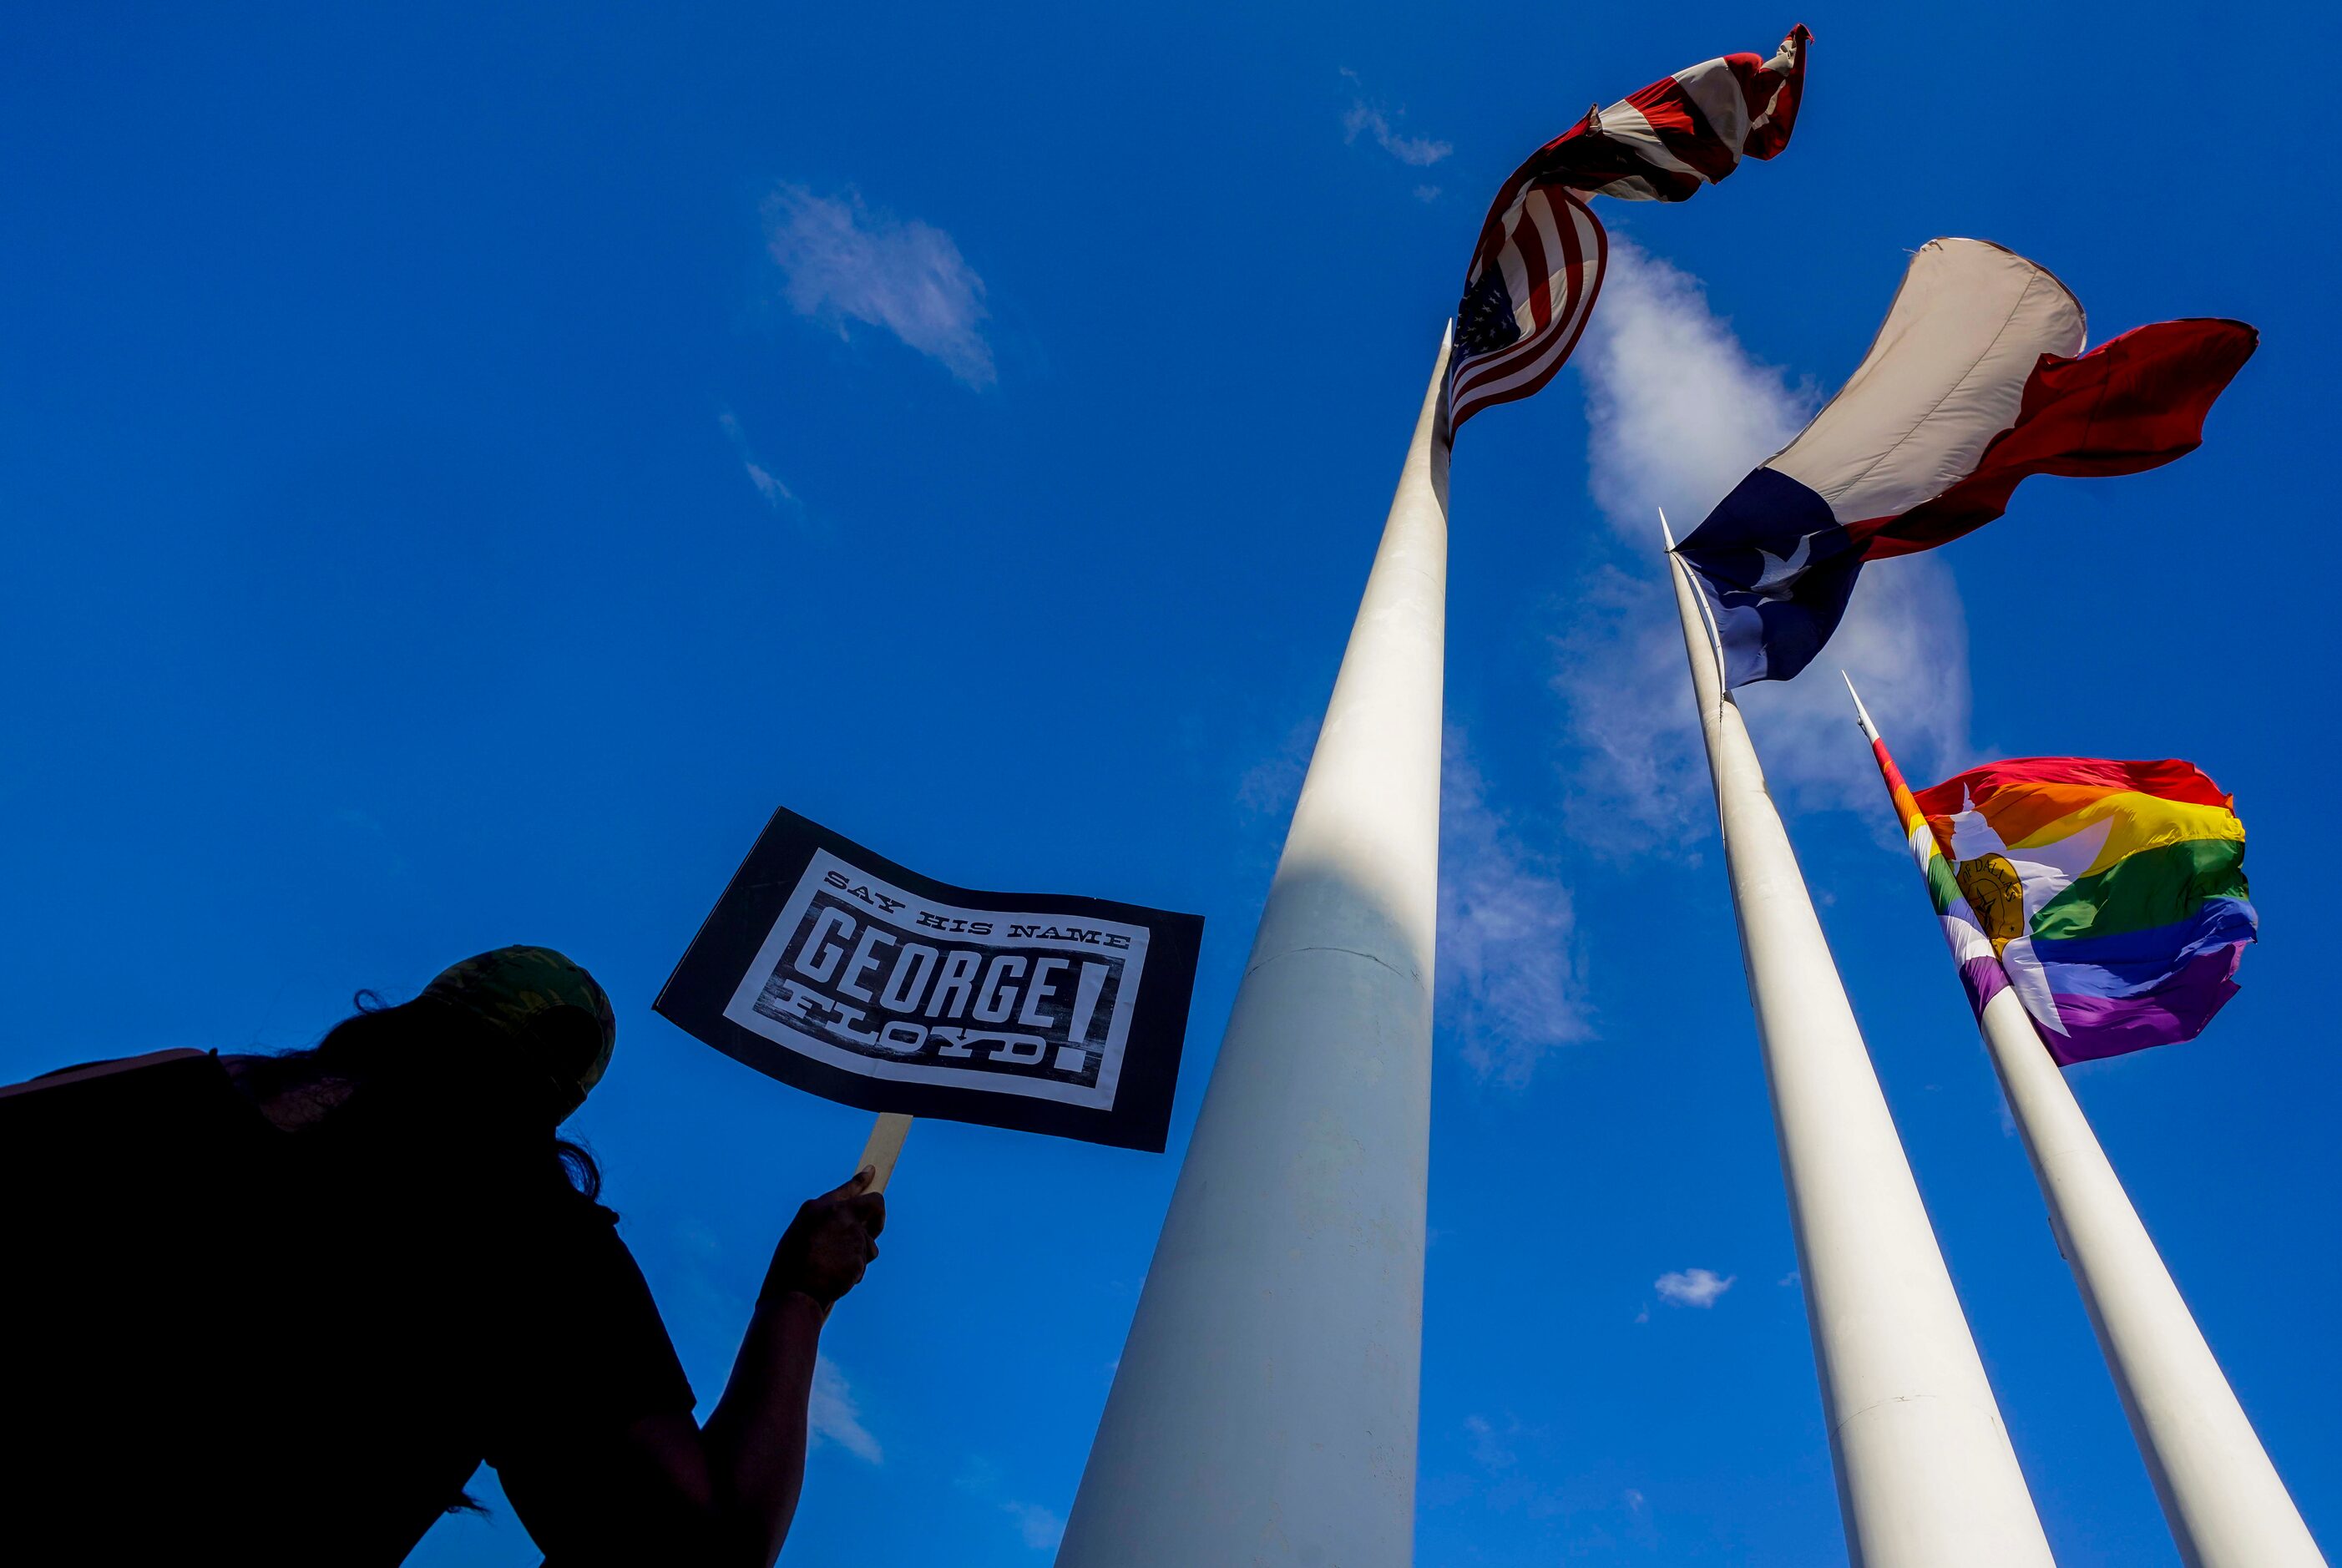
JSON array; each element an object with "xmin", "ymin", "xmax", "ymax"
[
  {"xmin": 503, "ymin": 1169, "xmax": 885, "ymax": 1566},
  {"xmin": 700, "ymin": 1168, "xmax": 884, "ymax": 1560}
]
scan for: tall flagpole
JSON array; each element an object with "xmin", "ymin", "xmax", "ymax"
[
  {"xmin": 1847, "ymin": 682, "xmax": 2329, "ymax": 1568},
  {"xmin": 1057, "ymin": 326, "xmax": 1451, "ymax": 1568},
  {"xmin": 1663, "ymin": 526, "xmax": 2056, "ymax": 1568}
]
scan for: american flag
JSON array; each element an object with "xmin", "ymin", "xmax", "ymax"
[{"xmin": 1449, "ymin": 26, "xmax": 1810, "ymax": 434}]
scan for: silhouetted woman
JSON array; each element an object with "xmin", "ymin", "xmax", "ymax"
[{"xmin": 0, "ymin": 946, "xmax": 883, "ymax": 1565}]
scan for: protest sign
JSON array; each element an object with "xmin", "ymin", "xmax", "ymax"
[{"xmin": 658, "ymin": 807, "xmax": 1202, "ymax": 1153}]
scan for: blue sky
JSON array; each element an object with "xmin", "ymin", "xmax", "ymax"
[{"xmin": 5, "ymin": 3, "xmax": 2336, "ymax": 1564}]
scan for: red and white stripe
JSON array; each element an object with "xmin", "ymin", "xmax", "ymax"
[
  {"xmin": 1449, "ymin": 26, "xmax": 1808, "ymax": 434},
  {"xmin": 1576, "ymin": 33, "xmax": 1808, "ymax": 202},
  {"xmin": 1447, "ymin": 189, "xmax": 1607, "ymax": 427}
]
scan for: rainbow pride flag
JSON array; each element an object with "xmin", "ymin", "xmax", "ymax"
[{"xmin": 1884, "ymin": 752, "xmax": 2257, "ymax": 1064}]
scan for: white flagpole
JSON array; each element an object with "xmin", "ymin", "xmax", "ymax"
[
  {"xmin": 1662, "ymin": 526, "xmax": 2056, "ymax": 1567},
  {"xmin": 1846, "ymin": 682, "xmax": 2328, "ymax": 1568},
  {"xmin": 1058, "ymin": 326, "xmax": 1451, "ymax": 1568}
]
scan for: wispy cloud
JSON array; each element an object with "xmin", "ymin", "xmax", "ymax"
[
  {"xmin": 1553, "ymin": 241, "xmax": 1975, "ymax": 853},
  {"xmin": 1440, "ymin": 733, "xmax": 1591, "ymax": 1085},
  {"xmin": 810, "ymin": 1354, "xmax": 883, "ymax": 1463},
  {"xmin": 1654, "ymin": 1267, "xmax": 1736, "ymax": 1308},
  {"xmin": 333, "ymin": 806, "xmax": 386, "ymax": 837},
  {"xmin": 1581, "ymin": 241, "xmax": 1816, "ymax": 541},
  {"xmin": 1339, "ymin": 71, "xmax": 1452, "ymax": 168},
  {"xmin": 1231, "ymin": 724, "xmax": 1587, "ymax": 1082},
  {"xmin": 1002, "ymin": 1502, "xmax": 1065, "ymax": 1551},
  {"xmin": 763, "ymin": 183, "xmax": 994, "ymax": 387},
  {"xmin": 717, "ymin": 408, "xmax": 796, "ymax": 510},
  {"xmin": 1464, "ymin": 1413, "xmax": 1522, "ymax": 1470},
  {"xmin": 1236, "ymin": 721, "xmax": 1314, "ymax": 827},
  {"xmin": 956, "ymin": 1455, "xmax": 1064, "ymax": 1551},
  {"xmin": 1413, "ymin": 184, "xmax": 1443, "ymax": 204},
  {"xmin": 1736, "ymin": 557, "xmax": 1975, "ymax": 817}
]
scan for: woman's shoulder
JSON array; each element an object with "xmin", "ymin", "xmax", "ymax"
[
  {"xmin": 0, "ymin": 1048, "xmax": 261, "ymax": 1153},
  {"xmin": 1, "ymin": 1047, "xmax": 220, "ymax": 1100}
]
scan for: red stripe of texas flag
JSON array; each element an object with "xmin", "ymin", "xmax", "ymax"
[{"xmin": 1845, "ymin": 318, "xmax": 2259, "ymax": 561}]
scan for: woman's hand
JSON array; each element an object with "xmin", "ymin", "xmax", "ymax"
[{"xmin": 761, "ymin": 1168, "xmax": 886, "ymax": 1310}]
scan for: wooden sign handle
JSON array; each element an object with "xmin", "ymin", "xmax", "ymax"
[{"xmin": 857, "ymin": 1111, "xmax": 913, "ymax": 1194}]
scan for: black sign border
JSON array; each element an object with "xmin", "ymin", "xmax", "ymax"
[{"xmin": 655, "ymin": 807, "xmax": 1202, "ymax": 1153}]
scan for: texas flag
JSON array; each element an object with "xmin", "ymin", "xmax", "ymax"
[{"xmin": 1674, "ymin": 239, "xmax": 2256, "ymax": 686}]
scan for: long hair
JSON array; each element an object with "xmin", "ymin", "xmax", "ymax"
[{"xmin": 266, "ymin": 989, "xmax": 604, "ymax": 1201}]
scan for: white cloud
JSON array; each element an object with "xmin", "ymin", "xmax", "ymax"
[
  {"xmin": 1553, "ymin": 241, "xmax": 1976, "ymax": 852},
  {"xmin": 1581, "ymin": 240, "xmax": 1815, "ymax": 541},
  {"xmin": 1002, "ymin": 1502, "xmax": 1065, "ymax": 1551},
  {"xmin": 810, "ymin": 1354, "xmax": 883, "ymax": 1463},
  {"xmin": 717, "ymin": 409, "xmax": 796, "ymax": 510},
  {"xmin": 1414, "ymin": 184, "xmax": 1443, "ymax": 204},
  {"xmin": 1654, "ymin": 1267, "xmax": 1736, "ymax": 1308},
  {"xmin": 1464, "ymin": 1413, "xmax": 1520, "ymax": 1470},
  {"xmin": 1340, "ymin": 80, "xmax": 1452, "ymax": 169},
  {"xmin": 1440, "ymin": 733, "xmax": 1591, "ymax": 1085},
  {"xmin": 763, "ymin": 184, "xmax": 994, "ymax": 387}
]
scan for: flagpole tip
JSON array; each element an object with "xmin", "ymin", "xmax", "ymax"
[
  {"xmin": 1841, "ymin": 670, "xmax": 1880, "ymax": 741},
  {"xmin": 1658, "ymin": 508, "xmax": 1677, "ymax": 550}
]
